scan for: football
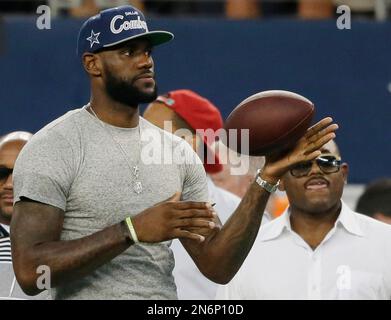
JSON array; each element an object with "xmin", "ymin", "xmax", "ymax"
[{"xmin": 224, "ymin": 90, "xmax": 315, "ymax": 156}]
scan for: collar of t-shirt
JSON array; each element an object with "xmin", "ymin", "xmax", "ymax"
[
  {"xmin": 258, "ymin": 200, "xmax": 364, "ymax": 242},
  {"xmin": 0, "ymin": 223, "xmax": 10, "ymax": 237}
]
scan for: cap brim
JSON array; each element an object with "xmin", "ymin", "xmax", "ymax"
[{"xmin": 102, "ymin": 31, "xmax": 174, "ymax": 49}]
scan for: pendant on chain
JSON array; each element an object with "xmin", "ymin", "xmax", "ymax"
[
  {"xmin": 133, "ymin": 181, "xmax": 143, "ymax": 194},
  {"xmin": 133, "ymin": 166, "xmax": 142, "ymax": 194}
]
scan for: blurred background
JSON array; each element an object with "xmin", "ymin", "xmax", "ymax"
[{"xmin": 0, "ymin": 0, "xmax": 390, "ymax": 214}]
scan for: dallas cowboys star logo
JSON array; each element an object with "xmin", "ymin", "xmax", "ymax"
[{"xmin": 86, "ymin": 30, "xmax": 100, "ymax": 48}]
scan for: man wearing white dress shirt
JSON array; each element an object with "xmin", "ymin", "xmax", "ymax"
[{"xmin": 217, "ymin": 140, "xmax": 391, "ymax": 300}]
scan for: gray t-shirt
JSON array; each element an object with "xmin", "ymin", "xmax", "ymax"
[{"xmin": 13, "ymin": 106, "xmax": 208, "ymax": 300}]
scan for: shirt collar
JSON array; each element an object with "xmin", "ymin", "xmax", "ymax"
[
  {"xmin": 258, "ymin": 208, "xmax": 291, "ymax": 242},
  {"xmin": 336, "ymin": 200, "xmax": 364, "ymax": 237},
  {"xmin": 258, "ymin": 200, "xmax": 364, "ymax": 242}
]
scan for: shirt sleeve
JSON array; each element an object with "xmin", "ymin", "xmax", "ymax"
[
  {"xmin": 13, "ymin": 129, "xmax": 77, "ymax": 211},
  {"xmin": 178, "ymin": 140, "xmax": 209, "ymax": 203}
]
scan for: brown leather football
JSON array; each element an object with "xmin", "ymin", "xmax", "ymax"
[{"xmin": 224, "ymin": 90, "xmax": 315, "ymax": 156}]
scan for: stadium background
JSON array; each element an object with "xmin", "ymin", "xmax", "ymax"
[{"xmin": 0, "ymin": 0, "xmax": 390, "ymax": 208}]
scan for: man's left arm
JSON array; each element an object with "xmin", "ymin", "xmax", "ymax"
[{"xmin": 180, "ymin": 176, "xmax": 268, "ymax": 284}]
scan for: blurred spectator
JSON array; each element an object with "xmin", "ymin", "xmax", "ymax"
[
  {"xmin": 68, "ymin": 0, "xmax": 144, "ymax": 17},
  {"xmin": 334, "ymin": 0, "xmax": 376, "ymax": 12},
  {"xmin": 263, "ymin": 0, "xmax": 297, "ymax": 16},
  {"xmin": 225, "ymin": 0, "xmax": 261, "ymax": 19},
  {"xmin": 334, "ymin": 0, "xmax": 391, "ymax": 20},
  {"xmin": 1, "ymin": 0, "xmax": 387, "ymax": 20},
  {"xmin": 145, "ymin": 0, "xmax": 223, "ymax": 17},
  {"xmin": 0, "ymin": 131, "xmax": 49, "ymax": 299},
  {"xmin": 0, "ymin": 0, "xmax": 391, "ymax": 20},
  {"xmin": 68, "ymin": 0, "xmax": 101, "ymax": 17},
  {"xmin": 356, "ymin": 178, "xmax": 391, "ymax": 224},
  {"xmin": 58, "ymin": 0, "xmax": 223, "ymax": 17},
  {"xmin": 0, "ymin": 1, "xmax": 47, "ymax": 14},
  {"xmin": 298, "ymin": 0, "xmax": 334, "ymax": 19},
  {"xmin": 225, "ymin": 0, "xmax": 390, "ymax": 20},
  {"xmin": 225, "ymin": 0, "xmax": 299, "ymax": 19}
]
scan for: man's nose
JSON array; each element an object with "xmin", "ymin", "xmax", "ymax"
[
  {"xmin": 139, "ymin": 52, "xmax": 153, "ymax": 68},
  {"xmin": 3, "ymin": 173, "xmax": 13, "ymax": 190},
  {"xmin": 308, "ymin": 160, "xmax": 322, "ymax": 175}
]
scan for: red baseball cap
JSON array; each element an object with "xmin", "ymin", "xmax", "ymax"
[{"xmin": 156, "ymin": 89, "xmax": 224, "ymax": 173}]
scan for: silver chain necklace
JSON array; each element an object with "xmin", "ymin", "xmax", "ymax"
[{"xmin": 88, "ymin": 103, "xmax": 143, "ymax": 194}]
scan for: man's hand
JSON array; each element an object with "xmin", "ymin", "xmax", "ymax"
[
  {"xmin": 261, "ymin": 117, "xmax": 338, "ymax": 183},
  {"xmin": 132, "ymin": 192, "xmax": 218, "ymax": 243}
]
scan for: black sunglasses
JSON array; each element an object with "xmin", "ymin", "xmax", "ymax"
[
  {"xmin": 290, "ymin": 154, "xmax": 342, "ymax": 178},
  {"xmin": 0, "ymin": 167, "xmax": 13, "ymax": 182}
]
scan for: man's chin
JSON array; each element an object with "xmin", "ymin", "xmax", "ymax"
[
  {"xmin": 302, "ymin": 197, "xmax": 335, "ymax": 213},
  {"xmin": 0, "ymin": 208, "xmax": 12, "ymax": 224},
  {"xmin": 137, "ymin": 91, "xmax": 158, "ymax": 104},
  {"xmin": 136, "ymin": 82, "xmax": 158, "ymax": 100},
  {"xmin": 105, "ymin": 76, "xmax": 157, "ymax": 106}
]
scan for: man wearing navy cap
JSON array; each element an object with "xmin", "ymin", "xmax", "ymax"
[{"xmin": 11, "ymin": 5, "xmax": 337, "ymax": 299}]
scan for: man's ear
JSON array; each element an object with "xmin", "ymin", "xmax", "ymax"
[
  {"xmin": 341, "ymin": 163, "xmax": 349, "ymax": 184},
  {"xmin": 82, "ymin": 53, "xmax": 102, "ymax": 77}
]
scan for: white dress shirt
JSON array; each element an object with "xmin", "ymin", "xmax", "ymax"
[
  {"xmin": 171, "ymin": 176, "xmax": 271, "ymax": 300},
  {"xmin": 216, "ymin": 201, "xmax": 391, "ymax": 300}
]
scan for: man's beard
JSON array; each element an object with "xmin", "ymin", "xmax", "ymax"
[{"xmin": 104, "ymin": 68, "xmax": 158, "ymax": 108}]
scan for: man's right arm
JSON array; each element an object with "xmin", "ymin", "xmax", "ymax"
[
  {"xmin": 11, "ymin": 199, "xmax": 131, "ymax": 295},
  {"xmin": 11, "ymin": 193, "xmax": 214, "ymax": 296}
]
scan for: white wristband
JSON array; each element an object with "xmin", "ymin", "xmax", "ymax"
[{"xmin": 125, "ymin": 217, "xmax": 139, "ymax": 243}]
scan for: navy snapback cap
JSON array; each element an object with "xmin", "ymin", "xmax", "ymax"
[{"xmin": 77, "ymin": 5, "xmax": 174, "ymax": 57}]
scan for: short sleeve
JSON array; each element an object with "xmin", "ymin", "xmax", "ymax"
[
  {"xmin": 13, "ymin": 129, "xmax": 77, "ymax": 211},
  {"xmin": 178, "ymin": 141, "xmax": 208, "ymax": 203}
]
